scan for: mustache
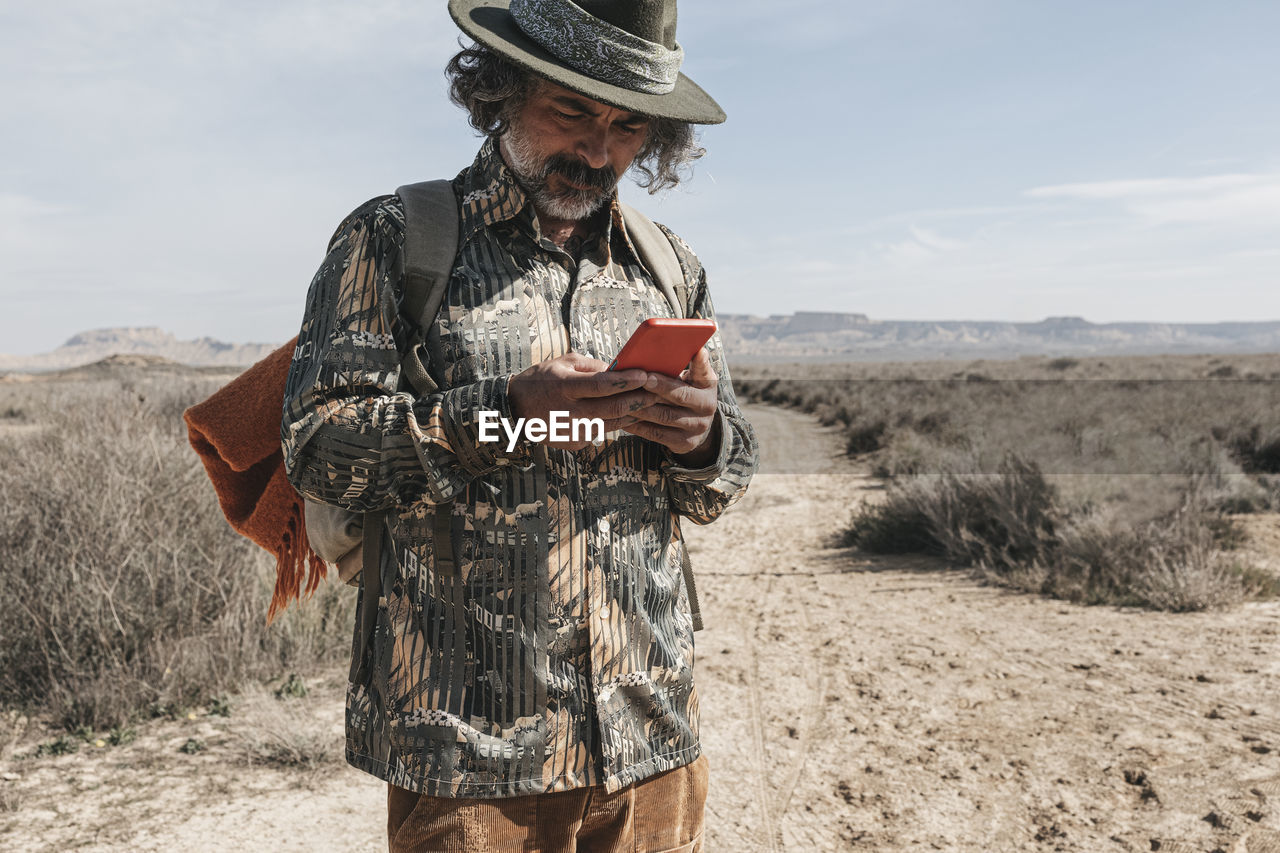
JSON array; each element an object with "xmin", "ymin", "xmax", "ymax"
[{"xmin": 540, "ymin": 154, "xmax": 617, "ymax": 192}]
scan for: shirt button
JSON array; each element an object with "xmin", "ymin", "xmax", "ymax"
[
  {"xmin": 599, "ymin": 606, "xmax": 611, "ymax": 619},
  {"xmin": 599, "ymin": 519, "xmax": 611, "ymax": 534}
]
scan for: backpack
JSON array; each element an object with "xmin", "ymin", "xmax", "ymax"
[{"xmin": 304, "ymin": 180, "xmax": 705, "ymax": 632}]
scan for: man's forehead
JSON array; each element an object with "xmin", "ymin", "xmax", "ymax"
[{"xmin": 533, "ymin": 80, "xmax": 648, "ymax": 122}]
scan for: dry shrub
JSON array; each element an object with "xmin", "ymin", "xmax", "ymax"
[
  {"xmin": 0, "ymin": 785, "xmax": 21, "ymax": 814},
  {"xmin": 845, "ymin": 419, "xmax": 887, "ymax": 455},
  {"xmin": 0, "ymin": 375, "xmax": 353, "ymax": 729},
  {"xmin": 1217, "ymin": 422, "xmax": 1280, "ymax": 476},
  {"xmin": 1178, "ymin": 438, "xmax": 1269, "ymax": 513},
  {"xmin": 1039, "ymin": 509, "xmax": 1256, "ymax": 609},
  {"xmin": 916, "ymin": 455, "xmax": 1060, "ymax": 574},
  {"xmin": 1042, "ymin": 515, "xmax": 1151, "ymax": 605},
  {"xmin": 849, "ymin": 455, "xmax": 1058, "ymax": 573},
  {"xmin": 906, "ymin": 409, "xmax": 952, "ymax": 438},
  {"xmin": 228, "ymin": 683, "xmax": 340, "ymax": 770},
  {"xmin": 870, "ymin": 428, "xmax": 966, "ymax": 479},
  {"xmin": 1131, "ymin": 518, "xmax": 1252, "ymax": 612},
  {"xmin": 846, "ymin": 453, "xmax": 1264, "ymax": 611},
  {"xmin": 842, "ymin": 494, "xmax": 934, "ymax": 554},
  {"xmin": 739, "ymin": 361, "xmax": 1280, "ymax": 610}
]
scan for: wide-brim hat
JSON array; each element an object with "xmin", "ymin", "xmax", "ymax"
[{"xmin": 448, "ymin": 0, "xmax": 725, "ymax": 124}]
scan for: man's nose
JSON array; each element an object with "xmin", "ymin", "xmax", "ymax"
[{"xmin": 577, "ymin": 125, "xmax": 610, "ymax": 170}]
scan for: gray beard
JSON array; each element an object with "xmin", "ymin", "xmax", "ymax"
[{"xmin": 501, "ymin": 121, "xmax": 616, "ymax": 221}]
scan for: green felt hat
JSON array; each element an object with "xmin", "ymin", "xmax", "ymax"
[{"xmin": 448, "ymin": 0, "xmax": 726, "ymax": 124}]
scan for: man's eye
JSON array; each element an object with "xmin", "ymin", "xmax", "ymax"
[
  {"xmin": 618, "ymin": 123, "xmax": 645, "ymax": 135},
  {"xmin": 555, "ymin": 110, "xmax": 583, "ymax": 121}
]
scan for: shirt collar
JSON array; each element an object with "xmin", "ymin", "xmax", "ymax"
[
  {"xmin": 456, "ymin": 137, "xmax": 527, "ymax": 240},
  {"xmin": 456, "ymin": 138, "xmax": 642, "ymax": 267}
]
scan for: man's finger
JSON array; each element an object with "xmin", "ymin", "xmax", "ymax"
[
  {"xmin": 641, "ymin": 372, "xmax": 693, "ymax": 405},
  {"xmin": 568, "ymin": 368, "xmax": 650, "ymax": 398},
  {"xmin": 641, "ymin": 373, "xmax": 717, "ymax": 411},
  {"xmin": 573, "ymin": 389, "xmax": 658, "ymax": 420},
  {"xmin": 566, "ymin": 353, "xmax": 610, "ymax": 373},
  {"xmin": 628, "ymin": 403, "xmax": 705, "ymax": 431},
  {"xmin": 598, "ymin": 415, "xmax": 638, "ymax": 433},
  {"xmin": 618, "ymin": 419, "xmax": 667, "ymax": 443},
  {"xmin": 619, "ymin": 419, "xmax": 704, "ymax": 455}
]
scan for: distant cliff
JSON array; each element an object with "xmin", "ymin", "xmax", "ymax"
[
  {"xmin": 716, "ymin": 314, "xmax": 1280, "ymax": 361},
  {"xmin": 0, "ymin": 328, "xmax": 278, "ymax": 372},
  {"xmin": 5, "ymin": 315, "xmax": 1280, "ymax": 372}
]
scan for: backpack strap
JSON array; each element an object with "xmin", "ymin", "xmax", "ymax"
[
  {"xmin": 352, "ymin": 508, "xmax": 387, "ymax": 685},
  {"xmin": 619, "ymin": 201, "xmax": 689, "ymax": 319},
  {"xmin": 351, "ymin": 181, "xmax": 461, "ymax": 669},
  {"xmin": 395, "ymin": 178, "xmax": 461, "ymax": 570},
  {"xmin": 681, "ymin": 545, "xmax": 703, "ymax": 632},
  {"xmin": 395, "ymin": 180, "xmax": 461, "ymax": 396},
  {"xmin": 395, "ymin": 179, "xmax": 462, "ymax": 529},
  {"xmin": 619, "ymin": 202, "xmax": 706, "ymax": 632}
]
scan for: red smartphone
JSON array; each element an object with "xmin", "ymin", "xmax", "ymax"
[{"xmin": 609, "ymin": 318, "xmax": 717, "ymax": 377}]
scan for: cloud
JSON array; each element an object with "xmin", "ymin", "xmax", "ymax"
[
  {"xmin": 1027, "ymin": 174, "xmax": 1264, "ymax": 199},
  {"xmin": 1, "ymin": 2, "xmax": 459, "ymax": 143},
  {"xmin": 3, "ymin": 1, "xmax": 456, "ymax": 70},
  {"xmin": 869, "ymin": 225, "xmax": 969, "ymax": 268},
  {"xmin": 0, "ymin": 194, "xmax": 65, "ymax": 257},
  {"xmin": 1025, "ymin": 172, "xmax": 1280, "ymax": 225},
  {"xmin": 908, "ymin": 225, "xmax": 967, "ymax": 252}
]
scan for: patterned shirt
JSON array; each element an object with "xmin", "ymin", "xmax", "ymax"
[{"xmin": 281, "ymin": 139, "xmax": 758, "ymax": 797}]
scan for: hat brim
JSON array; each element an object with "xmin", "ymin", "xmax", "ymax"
[{"xmin": 448, "ymin": 0, "xmax": 726, "ymax": 124}]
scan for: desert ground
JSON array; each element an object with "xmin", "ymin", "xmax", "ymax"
[{"xmin": 2, "ymin": 402, "xmax": 1279, "ymax": 852}]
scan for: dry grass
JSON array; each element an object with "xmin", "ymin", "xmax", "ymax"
[
  {"xmin": 0, "ymin": 367, "xmax": 353, "ymax": 730},
  {"xmin": 738, "ymin": 352, "xmax": 1280, "ymax": 611},
  {"xmin": 0, "ymin": 785, "xmax": 21, "ymax": 815},
  {"xmin": 226, "ymin": 681, "xmax": 341, "ymax": 771}
]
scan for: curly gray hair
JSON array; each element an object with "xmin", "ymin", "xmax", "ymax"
[{"xmin": 445, "ymin": 44, "xmax": 704, "ymax": 194}]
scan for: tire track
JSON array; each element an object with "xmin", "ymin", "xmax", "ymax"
[
  {"xmin": 775, "ymin": 669, "xmax": 827, "ymax": 824},
  {"xmin": 745, "ymin": 573, "xmax": 782, "ymax": 853}
]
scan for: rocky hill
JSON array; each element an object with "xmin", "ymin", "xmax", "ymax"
[
  {"xmin": 0, "ymin": 328, "xmax": 278, "ymax": 372},
  {"xmin": 717, "ymin": 312, "xmax": 1280, "ymax": 361}
]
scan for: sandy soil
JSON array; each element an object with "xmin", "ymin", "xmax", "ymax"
[
  {"xmin": 696, "ymin": 406, "xmax": 1280, "ymax": 852},
  {"xmin": 3, "ymin": 403, "xmax": 1279, "ymax": 852}
]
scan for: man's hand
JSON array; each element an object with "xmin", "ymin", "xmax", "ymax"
[
  {"xmin": 622, "ymin": 348, "xmax": 721, "ymax": 467},
  {"xmin": 507, "ymin": 352, "xmax": 654, "ymax": 450}
]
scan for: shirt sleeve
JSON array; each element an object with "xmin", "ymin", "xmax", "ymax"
[
  {"xmin": 281, "ymin": 196, "xmax": 530, "ymax": 512},
  {"xmin": 654, "ymin": 226, "xmax": 760, "ymax": 525}
]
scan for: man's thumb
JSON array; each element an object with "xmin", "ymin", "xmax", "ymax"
[{"xmin": 682, "ymin": 347, "xmax": 717, "ymax": 388}]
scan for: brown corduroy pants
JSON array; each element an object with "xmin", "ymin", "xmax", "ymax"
[{"xmin": 387, "ymin": 756, "xmax": 708, "ymax": 853}]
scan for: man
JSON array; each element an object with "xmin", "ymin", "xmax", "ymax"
[{"xmin": 281, "ymin": 1, "xmax": 757, "ymax": 850}]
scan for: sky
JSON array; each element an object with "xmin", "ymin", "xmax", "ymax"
[{"xmin": 4, "ymin": 1, "xmax": 1279, "ymax": 354}]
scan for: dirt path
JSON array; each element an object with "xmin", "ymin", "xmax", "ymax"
[
  {"xmin": 3, "ymin": 404, "xmax": 1280, "ymax": 851},
  {"xmin": 693, "ymin": 405, "xmax": 1280, "ymax": 852}
]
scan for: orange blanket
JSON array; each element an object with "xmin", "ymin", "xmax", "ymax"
[{"xmin": 183, "ymin": 336, "xmax": 326, "ymax": 622}]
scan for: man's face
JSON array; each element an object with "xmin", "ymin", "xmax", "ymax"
[{"xmin": 501, "ymin": 80, "xmax": 651, "ymax": 222}]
